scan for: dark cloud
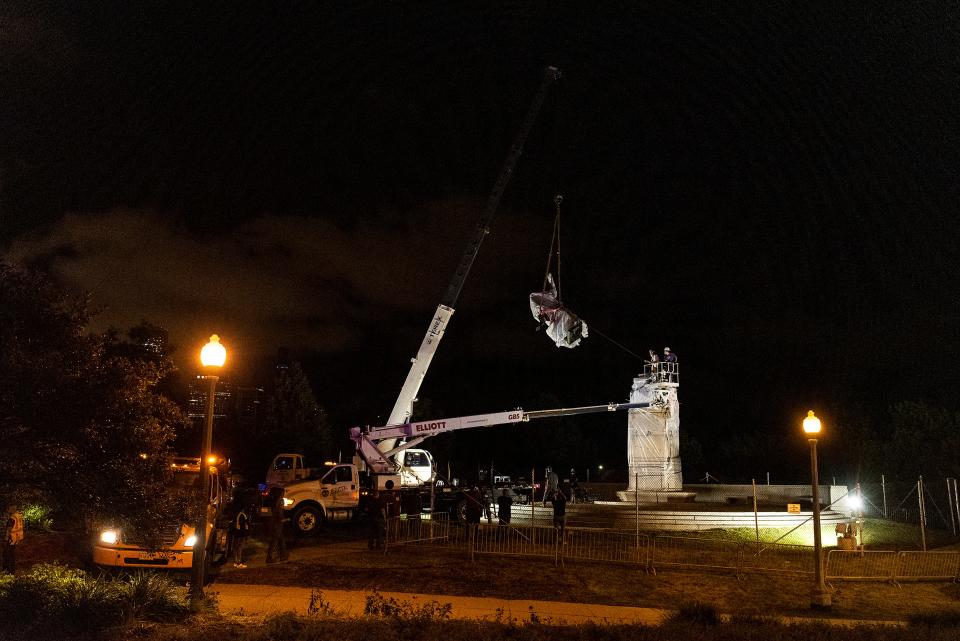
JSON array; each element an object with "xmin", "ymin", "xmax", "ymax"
[{"xmin": 3, "ymin": 200, "xmax": 552, "ymax": 361}]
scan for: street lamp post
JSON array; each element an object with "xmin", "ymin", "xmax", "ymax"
[
  {"xmin": 190, "ymin": 334, "xmax": 226, "ymax": 609},
  {"xmin": 803, "ymin": 410, "xmax": 832, "ymax": 610}
]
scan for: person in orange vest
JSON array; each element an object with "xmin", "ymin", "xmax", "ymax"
[{"xmin": 2, "ymin": 504, "xmax": 24, "ymax": 573}]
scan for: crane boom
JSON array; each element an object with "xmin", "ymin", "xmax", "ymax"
[
  {"xmin": 352, "ymin": 400, "xmax": 650, "ymax": 474},
  {"xmin": 383, "ymin": 67, "xmax": 562, "ymax": 434}
]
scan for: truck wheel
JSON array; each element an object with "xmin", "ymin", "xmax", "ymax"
[
  {"xmin": 293, "ymin": 505, "xmax": 324, "ymax": 536},
  {"xmin": 454, "ymin": 498, "xmax": 468, "ymax": 523}
]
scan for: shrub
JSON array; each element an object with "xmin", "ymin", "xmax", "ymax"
[
  {"xmin": 0, "ymin": 563, "xmax": 189, "ymax": 631},
  {"xmin": 307, "ymin": 589, "xmax": 343, "ymax": 618},
  {"xmin": 22, "ymin": 503, "xmax": 54, "ymax": 531},
  {"xmin": 0, "ymin": 563, "xmax": 120, "ymax": 627},
  {"xmin": 120, "ymin": 571, "xmax": 190, "ymax": 622},
  {"xmin": 908, "ymin": 611, "xmax": 960, "ymax": 627},
  {"xmin": 259, "ymin": 612, "xmax": 303, "ymax": 639},
  {"xmin": 364, "ymin": 589, "xmax": 452, "ymax": 623},
  {"xmin": 664, "ymin": 601, "xmax": 721, "ymax": 626}
]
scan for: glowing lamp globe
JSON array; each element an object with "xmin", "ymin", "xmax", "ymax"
[
  {"xmin": 802, "ymin": 410, "xmax": 822, "ymax": 435},
  {"xmin": 200, "ymin": 334, "xmax": 227, "ymax": 368}
]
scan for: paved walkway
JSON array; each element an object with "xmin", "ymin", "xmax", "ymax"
[
  {"xmin": 212, "ymin": 583, "xmax": 905, "ymax": 627},
  {"xmin": 213, "ymin": 583, "xmax": 668, "ymax": 625}
]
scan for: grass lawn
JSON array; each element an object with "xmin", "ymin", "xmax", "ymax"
[
  {"xmin": 14, "ymin": 518, "xmax": 960, "ymax": 625},
  {"xmin": 216, "ymin": 532, "xmax": 960, "ymax": 622}
]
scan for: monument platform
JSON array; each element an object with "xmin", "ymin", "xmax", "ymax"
[{"xmin": 616, "ymin": 490, "xmax": 697, "ymax": 503}]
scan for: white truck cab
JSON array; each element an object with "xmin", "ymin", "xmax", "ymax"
[{"xmin": 266, "ymin": 454, "xmax": 361, "ymax": 535}]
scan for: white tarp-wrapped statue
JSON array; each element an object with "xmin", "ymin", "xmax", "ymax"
[{"xmin": 529, "ymin": 273, "xmax": 588, "ymax": 348}]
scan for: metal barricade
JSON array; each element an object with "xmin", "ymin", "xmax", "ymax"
[
  {"xmin": 560, "ymin": 529, "xmax": 648, "ymax": 566},
  {"xmin": 386, "ymin": 515, "xmax": 960, "ymax": 584},
  {"xmin": 825, "ymin": 550, "xmax": 898, "ymax": 582},
  {"xmin": 651, "ymin": 535, "xmax": 741, "ymax": 574},
  {"xmin": 740, "ymin": 542, "xmax": 815, "ymax": 576},
  {"xmin": 895, "ymin": 551, "xmax": 960, "ymax": 583},
  {"xmin": 473, "ymin": 524, "xmax": 559, "ymax": 562},
  {"xmin": 384, "ymin": 512, "xmax": 451, "ymax": 549}
]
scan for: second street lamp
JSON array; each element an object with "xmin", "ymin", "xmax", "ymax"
[
  {"xmin": 190, "ymin": 334, "xmax": 226, "ymax": 609},
  {"xmin": 803, "ymin": 410, "xmax": 832, "ymax": 610}
]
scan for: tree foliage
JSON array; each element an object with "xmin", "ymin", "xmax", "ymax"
[
  {"xmin": 883, "ymin": 400, "xmax": 960, "ymax": 480},
  {"xmin": 0, "ymin": 265, "xmax": 190, "ymax": 536},
  {"xmin": 252, "ymin": 362, "xmax": 335, "ymax": 471}
]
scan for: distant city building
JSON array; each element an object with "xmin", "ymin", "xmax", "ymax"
[
  {"xmin": 188, "ymin": 376, "xmax": 233, "ymax": 419},
  {"xmin": 187, "ymin": 378, "xmax": 264, "ymax": 430}
]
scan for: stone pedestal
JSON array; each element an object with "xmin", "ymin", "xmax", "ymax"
[{"xmin": 617, "ymin": 372, "xmax": 686, "ymax": 502}]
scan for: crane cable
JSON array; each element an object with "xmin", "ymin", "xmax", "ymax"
[
  {"xmin": 542, "ymin": 194, "xmax": 564, "ymax": 300},
  {"xmin": 539, "ymin": 196, "xmax": 644, "ymax": 361}
]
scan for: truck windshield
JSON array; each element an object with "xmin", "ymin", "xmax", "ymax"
[
  {"xmin": 172, "ymin": 471, "xmax": 200, "ymax": 496},
  {"xmin": 404, "ymin": 452, "xmax": 429, "ymax": 467}
]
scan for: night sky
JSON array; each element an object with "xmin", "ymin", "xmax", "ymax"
[{"xmin": 3, "ymin": 2, "xmax": 959, "ymax": 478}]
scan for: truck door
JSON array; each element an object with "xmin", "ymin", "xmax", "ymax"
[{"xmin": 321, "ymin": 465, "xmax": 358, "ymax": 509}]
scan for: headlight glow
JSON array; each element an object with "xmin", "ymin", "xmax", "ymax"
[
  {"xmin": 283, "ymin": 497, "xmax": 294, "ymax": 507},
  {"xmin": 184, "ymin": 535, "xmax": 198, "ymax": 547},
  {"xmin": 100, "ymin": 530, "xmax": 119, "ymax": 544}
]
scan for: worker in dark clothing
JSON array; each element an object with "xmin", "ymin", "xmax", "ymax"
[
  {"xmin": 367, "ymin": 489, "xmax": 386, "ymax": 550},
  {"xmin": 464, "ymin": 486, "xmax": 482, "ymax": 547},
  {"xmin": 231, "ymin": 501, "xmax": 251, "ymax": 568},
  {"xmin": 2, "ymin": 504, "xmax": 24, "ymax": 573},
  {"xmin": 382, "ymin": 480, "xmax": 399, "ymax": 518},
  {"xmin": 542, "ymin": 466, "xmax": 559, "ymax": 506},
  {"xmin": 496, "ymin": 489, "xmax": 512, "ymax": 525},
  {"xmin": 382, "ymin": 479, "xmax": 401, "ymax": 544},
  {"xmin": 552, "ymin": 485, "xmax": 568, "ymax": 540},
  {"xmin": 464, "ymin": 487, "xmax": 483, "ymax": 523},
  {"xmin": 663, "ymin": 347, "xmax": 678, "ymax": 381},
  {"xmin": 265, "ymin": 486, "xmax": 288, "ymax": 563}
]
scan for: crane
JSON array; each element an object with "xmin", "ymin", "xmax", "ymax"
[
  {"xmin": 352, "ymin": 401, "xmax": 653, "ymax": 477},
  {"xmin": 377, "ymin": 66, "xmax": 562, "ymax": 464}
]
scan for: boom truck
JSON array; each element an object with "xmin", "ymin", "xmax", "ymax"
[
  {"xmin": 271, "ymin": 401, "xmax": 653, "ymax": 533},
  {"xmin": 266, "ymin": 66, "xmax": 657, "ymax": 535}
]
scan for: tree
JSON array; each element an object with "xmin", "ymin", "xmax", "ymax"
[
  {"xmin": 884, "ymin": 400, "xmax": 960, "ymax": 480},
  {"xmin": 254, "ymin": 362, "xmax": 335, "ymax": 471},
  {"xmin": 0, "ymin": 265, "xmax": 190, "ymax": 537}
]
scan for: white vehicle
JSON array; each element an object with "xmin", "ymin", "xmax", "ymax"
[
  {"xmin": 93, "ymin": 457, "xmax": 231, "ymax": 570},
  {"xmin": 265, "ymin": 458, "xmax": 361, "ymax": 534}
]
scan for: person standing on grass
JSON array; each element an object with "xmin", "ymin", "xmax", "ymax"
[
  {"xmin": 231, "ymin": 503, "xmax": 251, "ymax": 568},
  {"xmin": 265, "ymin": 486, "xmax": 288, "ymax": 563},
  {"xmin": 496, "ymin": 489, "xmax": 512, "ymax": 525},
  {"xmin": 2, "ymin": 504, "xmax": 24, "ymax": 573},
  {"xmin": 367, "ymin": 489, "xmax": 387, "ymax": 550},
  {"xmin": 551, "ymin": 485, "xmax": 568, "ymax": 541},
  {"xmin": 465, "ymin": 487, "xmax": 482, "ymax": 547},
  {"xmin": 542, "ymin": 466, "xmax": 559, "ymax": 507}
]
